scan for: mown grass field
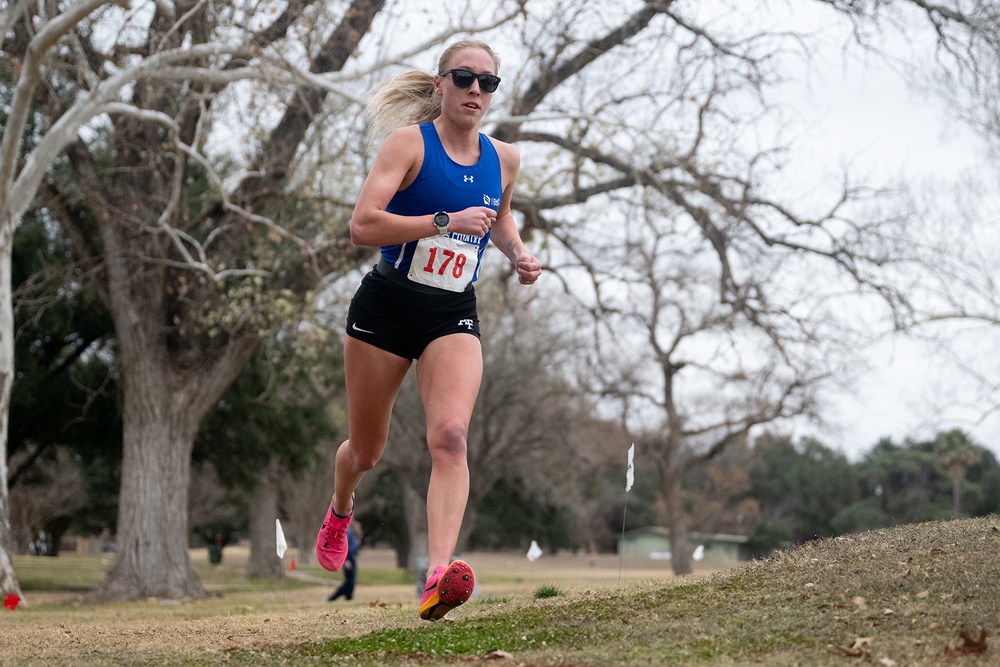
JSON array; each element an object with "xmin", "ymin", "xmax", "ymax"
[{"xmin": 2, "ymin": 517, "xmax": 999, "ymax": 665}]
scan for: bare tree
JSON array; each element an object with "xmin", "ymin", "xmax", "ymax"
[
  {"xmin": 684, "ymin": 443, "xmax": 760, "ymax": 540},
  {"xmin": 188, "ymin": 463, "xmax": 241, "ymax": 561},
  {"xmin": 879, "ymin": 185, "xmax": 1000, "ymax": 436},
  {"xmin": 8, "ymin": 446, "xmax": 86, "ymax": 555},
  {"xmin": 515, "ymin": 406, "xmax": 629, "ymax": 555},
  {"xmin": 574, "ymin": 211, "xmax": 842, "ymax": 574}
]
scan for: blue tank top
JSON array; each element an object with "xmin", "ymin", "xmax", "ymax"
[{"xmin": 380, "ymin": 122, "xmax": 502, "ymax": 282}]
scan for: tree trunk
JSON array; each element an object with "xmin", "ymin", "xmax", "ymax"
[
  {"xmin": 0, "ymin": 486, "xmax": 20, "ymax": 600},
  {"xmin": 88, "ymin": 221, "xmax": 205, "ymax": 599},
  {"xmin": 401, "ymin": 480, "xmax": 426, "ymax": 573},
  {"xmin": 293, "ymin": 527, "xmax": 313, "ymax": 567},
  {"xmin": 90, "ymin": 388, "xmax": 204, "ymax": 600},
  {"xmin": 664, "ymin": 473, "xmax": 694, "ymax": 576},
  {"xmin": 948, "ymin": 465, "xmax": 964, "ymax": 518},
  {"xmin": 0, "ymin": 223, "xmax": 22, "ymax": 599},
  {"xmin": 456, "ymin": 504, "xmax": 477, "ymax": 557},
  {"xmin": 246, "ymin": 459, "xmax": 283, "ymax": 578}
]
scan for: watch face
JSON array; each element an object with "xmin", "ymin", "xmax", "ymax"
[{"xmin": 434, "ymin": 212, "xmax": 449, "ymax": 228}]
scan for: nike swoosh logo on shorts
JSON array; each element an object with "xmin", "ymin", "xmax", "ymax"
[{"xmin": 352, "ymin": 323, "xmax": 375, "ymax": 335}]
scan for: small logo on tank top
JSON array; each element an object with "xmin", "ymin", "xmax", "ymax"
[{"xmin": 463, "ymin": 175, "xmax": 474, "ymax": 183}]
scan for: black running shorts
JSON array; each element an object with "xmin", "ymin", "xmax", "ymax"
[{"xmin": 345, "ymin": 262, "xmax": 481, "ymax": 360}]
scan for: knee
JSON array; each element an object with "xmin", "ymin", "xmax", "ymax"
[
  {"xmin": 342, "ymin": 441, "xmax": 381, "ymax": 472},
  {"xmin": 354, "ymin": 456, "xmax": 379, "ymax": 473},
  {"xmin": 351, "ymin": 448, "xmax": 381, "ymax": 472},
  {"xmin": 428, "ymin": 420, "xmax": 468, "ymax": 463}
]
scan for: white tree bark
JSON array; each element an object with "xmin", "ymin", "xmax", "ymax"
[
  {"xmin": 0, "ymin": 0, "xmax": 131, "ymax": 604},
  {"xmin": 0, "ymin": 220, "xmax": 19, "ymax": 598}
]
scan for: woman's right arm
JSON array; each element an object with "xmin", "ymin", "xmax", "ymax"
[{"xmin": 349, "ymin": 126, "xmax": 431, "ymax": 247}]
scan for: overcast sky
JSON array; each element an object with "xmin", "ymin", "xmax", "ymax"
[{"xmin": 774, "ymin": 7, "xmax": 1000, "ymax": 458}]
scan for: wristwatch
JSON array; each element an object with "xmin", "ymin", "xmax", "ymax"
[{"xmin": 433, "ymin": 210, "xmax": 450, "ymax": 236}]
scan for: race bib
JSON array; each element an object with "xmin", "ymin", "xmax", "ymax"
[{"xmin": 407, "ymin": 235, "xmax": 479, "ymax": 292}]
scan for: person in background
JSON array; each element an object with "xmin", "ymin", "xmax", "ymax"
[
  {"xmin": 314, "ymin": 38, "xmax": 542, "ymax": 621},
  {"xmin": 327, "ymin": 522, "xmax": 360, "ymax": 602}
]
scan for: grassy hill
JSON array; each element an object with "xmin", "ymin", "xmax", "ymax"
[
  {"xmin": 286, "ymin": 516, "xmax": 1000, "ymax": 666},
  {"xmin": 3, "ymin": 517, "xmax": 998, "ymax": 665}
]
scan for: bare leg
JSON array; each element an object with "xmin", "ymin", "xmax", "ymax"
[
  {"xmin": 415, "ymin": 333, "xmax": 482, "ymax": 573},
  {"xmin": 330, "ymin": 336, "xmax": 411, "ymax": 516}
]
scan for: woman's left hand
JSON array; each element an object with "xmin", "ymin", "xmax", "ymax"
[{"xmin": 516, "ymin": 255, "xmax": 542, "ymax": 285}]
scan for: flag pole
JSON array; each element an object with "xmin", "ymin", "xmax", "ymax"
[
  {"xmin": 618, "ymin": 443, "xmax": 635, "ymax": 587},
  {"xmin": 276, "ymin": 519, "xmax": 289, "ymax": 605}
]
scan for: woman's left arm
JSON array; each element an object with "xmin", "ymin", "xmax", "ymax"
[{"xmin": 489, "ymin": 139, "xmax": 542, "ymax": 285}]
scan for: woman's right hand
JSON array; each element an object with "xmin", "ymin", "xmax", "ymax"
[{"xmin": 448, "ymin": 206, "xmax": 497, "ymax": 237}]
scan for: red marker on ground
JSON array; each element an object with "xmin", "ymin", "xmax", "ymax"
[{"xmin": 3, "ymin": 593, "xmax": 20, "ymax": 610}]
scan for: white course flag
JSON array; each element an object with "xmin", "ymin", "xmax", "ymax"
[
  {"xmin": 275, "ymin": 519, "xmax": 288, "ymax": 559},
  {"xmin": 527, "ymin": 539, "xmax": 543, "ymax": 562},
  {"xmin": 626, "ymin": 443, "xmax": 635, "ymax": 492}
]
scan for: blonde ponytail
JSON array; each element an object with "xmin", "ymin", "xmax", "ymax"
[{"xmin": 365, "ymin": 71, "xmax": 439, "ymax": 142}]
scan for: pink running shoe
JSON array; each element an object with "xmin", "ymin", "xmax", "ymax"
[
  {"xmin": 419, "ymin": 559, "xmax": 475, "ymax": 621},
  {"xmin": 315, "ymin": 495, "xmax": 353, "ymax": 572}
]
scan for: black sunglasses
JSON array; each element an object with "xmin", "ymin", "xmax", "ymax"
[{"xmin": 440, "ymin": 68, "xmax": 501, "ymax": 93}]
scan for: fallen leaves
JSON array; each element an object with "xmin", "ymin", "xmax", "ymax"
[
  {"xmin": 831, "ymin": 629, "xmax": 990, "ymax": 662},
  {"xmin": 368, "ymin": 599, "xmax": 402, "ymax": 609},
  {"xmin": 851, "ymin": 636, "xmax": 873, "ymax": 651},
  {"xmin": 942, "ymin": 628, "xmax": 988, "ymax": 658},
  {"xmin": 830, "ymin": 636, "xmax": 872, "ymax": 658}
]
